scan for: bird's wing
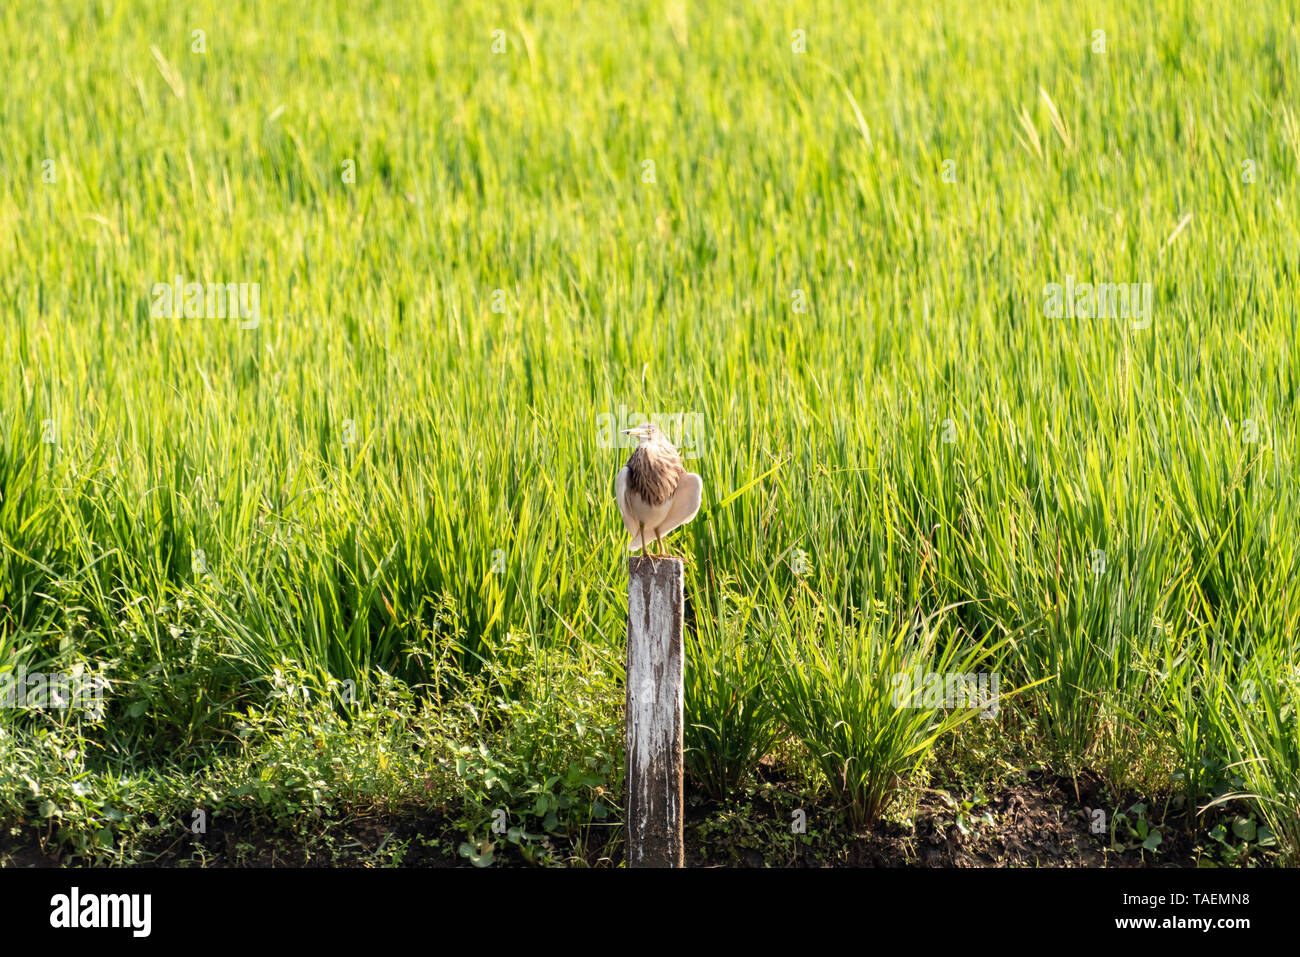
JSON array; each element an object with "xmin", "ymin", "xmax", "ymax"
[
  {"xmin": 615, "ymin": 467, "xmax": 641, "ymax": 540},
  {"xmin": 655, "ymin": 473, "xmax": 703, "ymax": 538}
]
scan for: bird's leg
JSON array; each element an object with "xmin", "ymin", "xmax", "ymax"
[
  {"xmin": 656, "ymin": 530, "xmax": 688, "ymax": 564},
  {"xmin": 638, "ymin": 522, "xmax": 651, "ymax": 563}
]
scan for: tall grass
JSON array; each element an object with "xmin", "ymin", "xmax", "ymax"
[
  {"xmin": 1, "ymin": 0, "xmax": 1298, "ymax": 859},
  {"xmin": 683, "ymin": 573, "xmax": 782, "ymax": 800},
  {"xmin": 770, "ymin": 598, "xmax": 1003, "ymax": 827}
]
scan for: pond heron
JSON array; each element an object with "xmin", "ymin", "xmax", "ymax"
[{"xmin": 615, "ymin": 423, "xmax": 702, "ymax": 559}]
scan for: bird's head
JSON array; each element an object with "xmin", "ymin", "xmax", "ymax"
[{"xmin": 620, "ymin": 423, "xmax": 660, "ymax": 446}]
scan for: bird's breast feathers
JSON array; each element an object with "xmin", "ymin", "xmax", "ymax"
[{"xmin": 624, "ymin": 443, "xmax": 684, "ymax": 506}]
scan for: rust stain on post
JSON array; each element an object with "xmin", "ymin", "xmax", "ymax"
[{"xmin": 626, "ymin": 555, "xmax": 684, "ymax": 868}]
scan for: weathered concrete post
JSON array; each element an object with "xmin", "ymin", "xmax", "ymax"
[{"xmin": 625, "ymin": 555, "xmax": 685, "ymax": 868}]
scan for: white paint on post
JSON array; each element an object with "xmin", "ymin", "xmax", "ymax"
[{"xmin": 625, "ymin": 556, "xmax": 684, "ymax": 867}]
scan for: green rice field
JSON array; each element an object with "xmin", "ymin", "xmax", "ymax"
[{"xmin": 1, "ymin": 0, "xmax": 1297, "ymax": 867}]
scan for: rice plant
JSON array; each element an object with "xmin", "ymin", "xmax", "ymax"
[
  {"xmin": 1, "ymin": 0, "xmax": 1298, "ymax": 863},
  {"xmin": 770, "ymin": 597, "xmax": 1004, "ymax": 827}
]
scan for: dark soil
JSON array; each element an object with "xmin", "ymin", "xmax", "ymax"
[
  {"xmin": 685, "ymin": 770, "xmax": 1207, "ymax": 868},
  {"xmin": 3, "ymin": 769, "xmax": 1256, "ymax": 868}
]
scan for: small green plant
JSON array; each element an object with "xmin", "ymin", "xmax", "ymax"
[
  {"xmin": 1204, "ymin": 812, "xmax": 1276, "ymax": 866},
  {"xmin": 934, "ymin": 789, "xmax": 993, "ymax": 838},
  {"xmin": 770, "ymin": 598, "xmax": 1004, "ymax": 828},
  {"xmin": 437, "ymin": 632, "xmax": 623, "ymax": 864},
  {"xmin": 1205, "ymin": 657, "xmax": 1300, "ymax": 864},
  {"xmin": 1108, "ymin": 802, "xmax": 1163, "ymax": 855},
  {"xmin": 683, "ymin": 575, "xmax": 782, "ymax": 799}
]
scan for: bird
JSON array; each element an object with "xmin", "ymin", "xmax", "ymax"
[{"xmin": 615, "ymin": 423, "xmax": 702, "ymax": 560}]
